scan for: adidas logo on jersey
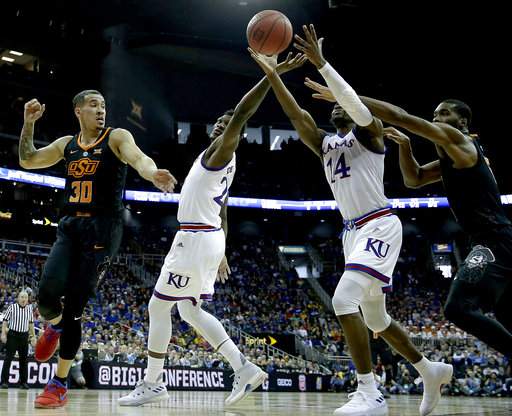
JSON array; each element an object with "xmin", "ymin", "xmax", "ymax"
[{"xmin": 177, "ymin": 242, "xmax": 184, "ymax": 248}]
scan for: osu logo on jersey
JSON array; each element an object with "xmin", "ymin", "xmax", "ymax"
[{"xmin": 67, "ymin": 158, "xmax": 100, "ymax": 178}]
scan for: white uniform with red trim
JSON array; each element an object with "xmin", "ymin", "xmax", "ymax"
[
  {"xmin": 322, "ymin": 130, "xmax": 402, "ymax": 295},
  {"xmin": 154, "ymin": 150, "xmax": 236, "ymax": 305}
]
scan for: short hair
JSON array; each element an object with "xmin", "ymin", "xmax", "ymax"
[
  {"xmin": 442, "ymin": 99, "xmax": 472, "ymax": 126},
  {"xmin": 72, "ymin": 89, "xmax": 103, "ymax": 109},
  {"xmin": 18, "ymin": 290, "xmax": 28, "ymax": 298},
  {"xmin": 223, "ymin": 109, "xmax": 235, "ymax": 117}
]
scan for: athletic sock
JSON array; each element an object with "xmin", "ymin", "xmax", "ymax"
[
  {"xmin": 412, "ymin": 356, "xmax": 431, "ymax": 377},
  {"xmin": 356, "ymin": 372, "xmax": 379, "ymax": 395},
  {"xmin": 144, "ymin": 356, "xmax": 165, "ymax": 384}
]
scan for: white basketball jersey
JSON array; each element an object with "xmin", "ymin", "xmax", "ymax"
[
  {"xmin": 177, "ymin": 150, "xmax": 236, "ymax": 228},
  {"xmin": 322, "ymin": 130, "xmax": 389, "ymax": 220}
]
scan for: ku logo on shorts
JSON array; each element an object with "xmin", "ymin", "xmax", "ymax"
[
  {"xmin": 365, "ymin": 238, "xmax": 391, "ymax": 259},
  {"xmin": 167, "ymin": 273, "xmax": 191, "ymax": 289}
]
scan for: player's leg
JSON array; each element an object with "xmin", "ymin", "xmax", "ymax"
[
  {"xmin": 443, "ymin": 249, "xmax": 512, "ymax": 356},
  {"xmin": 177, "ymin": 300, "xmax": 267, "ymax": 406},
  {"xmin": 0, "ymin": 333, "xmax": 17, "ymax": 387},
  {"xmin": 332, "ymin": 271, "xmax": 388, "ymax": 416},
  {"xmin": 362, "ymin": 295, "xmax": 452, "ymax": 416},
  {"xmin": 35, "ymin": 218, "xmax": 75, "ymax": 362},
  {"xmin": 118, "ymin": 294, "xmax": 173, "ymax": 406}
]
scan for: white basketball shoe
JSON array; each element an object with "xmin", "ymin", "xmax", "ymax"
[
  {"xmin": 419, "ymin": 362, "xmax": 453, "ymax": 416},
  {"xmin": 334, "ymin": 390, "xmax": 388, "ymax": 416},
  {"xmin": 118, "ymin": 372, "xmax": 168, "ymax": 406},
  {"xmin": 225, "ymin": 362, "xmax": 267, "ymax": 406}
]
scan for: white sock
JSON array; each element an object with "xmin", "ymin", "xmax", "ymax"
[
  {"xmin": 218, "ymin": 339, "xmax": 246, "ymax": 372},
  {"xmin": 145, "ymin": 356, "xmax": 164, "ymax": 384},
  {"xmin": 357, "ymin": 372, "xmax": 378, "ymax": 394},
  {"xmin": 413, "ymin": 356, "xmax": 431, "ymax": 377}
]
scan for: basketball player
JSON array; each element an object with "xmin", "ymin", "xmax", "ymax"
[
  {"xmin": 250, "ymin": 25, "xmax": 452, "ymax": 416},
  {"xmin": 19, "ymin": 91, "xmax": 177, "ymax": 408},
  {"xmin": 118, "ymin": 52, "xmax": 307, "ymax": 407},
  {"xmin": 306, "ymin": 74, "xmax": 512, "ymax": 356}
]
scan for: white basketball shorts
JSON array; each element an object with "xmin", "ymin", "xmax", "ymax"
[
  {"xmin": 153, "ymin": 228, "xmax": 225, "ymax": 305},
  {"xmin": 342, "ymin": 214, "xmax": 402, "ymax": 295}
]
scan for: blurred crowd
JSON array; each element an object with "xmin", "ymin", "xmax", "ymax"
[{"xmin": 1, "ymin": 233, "xmax": 511, "ymax": 396}]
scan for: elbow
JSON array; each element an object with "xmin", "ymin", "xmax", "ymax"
[
  {"xmin": 19, "ymin": 159, "xmax": 33, "ymax": 169},
  {"xmin": 403, "ymin": 176, "xmax": 422, "ymax": 189},
  {"xmin": 404, "ymin": 180, "xmax": 420, "ymax": 189}
]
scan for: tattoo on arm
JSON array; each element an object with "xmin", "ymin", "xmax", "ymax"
[{"xmin": 19, "ymin": 123, "xmax": 37, "ymax": 160}]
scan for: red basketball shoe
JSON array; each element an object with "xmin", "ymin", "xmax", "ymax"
[
  {"xmin": 34, "ymin": 325, "xmax": 61, "ymax": 362},
  {"xmin": 34, "ymin": 379, "xmax": 68, "ymax": 408}
]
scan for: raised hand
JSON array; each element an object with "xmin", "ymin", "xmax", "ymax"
[
  {"xmin": 216, "ymin": 255, "xmax": 231, "ymax": 284},
  {"xmin": 24, "ymin": 99, "xmax": 46, "ymax": 123},
  {"xmin": 304, "ymin": 77, "xmax": 336, "ymax": 102},
  {"xmin": 276, "ymin": 51, "xmax": 308, "ymax": 75},
  {"xmin": 294, "ymin": 24, "xmax": 326, "ymax": 69},
  {"xmin": 383, "ymin": 127, "xmax": 411, "ymax": 145},
  {"xmin": 248, "ymin": 47, "xmax": 278, "ymax": 75},
  {"xmin": 151, "ymin": 169, "xmax": 178, "ymax": 193}
]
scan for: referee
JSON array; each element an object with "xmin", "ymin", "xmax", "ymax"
[{"xmin": 1, "ymin": 290, "xmax": 35, "ymax": 389}]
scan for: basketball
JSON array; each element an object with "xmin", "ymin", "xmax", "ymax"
[{"xmin": 246, "ymin": 10, "xmax": 293, "ymax": 55}]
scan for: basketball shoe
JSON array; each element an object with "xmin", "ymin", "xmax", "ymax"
[
  {"xmin": 34, "ymin": 379, "xmax": 68, "ymax": 408},
  {"xmin": 334, "ymin": 390, "xmax": 388, "ymax": 416},
  {"xmin": 419, "ymin": 362, "xmax": 453, "ymax": 416},
  {"xmin": 118, "ymin": 372, "xmax": 168, "ymax": 406},
  {"xmin": 225, "ymin": 362, "xmax": 267, "ymax": 406}
]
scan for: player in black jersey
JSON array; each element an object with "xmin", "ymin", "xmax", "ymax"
[
  {"xmin": 306, "ymin": 81, "xmax": 512, "ymax": 356},
  {"xmin": 18, "ymin": 91, "xmax": 177, "ymax": 408}
]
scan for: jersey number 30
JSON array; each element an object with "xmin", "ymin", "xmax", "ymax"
[
  {"xmin": 326, "ymin": 153, "xmax": 351, "ymax": 183},
  {"xmin": 69, "ymin": 181, "xmax": 93, "ymax": 203}
]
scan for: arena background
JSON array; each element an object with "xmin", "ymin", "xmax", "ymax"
[{"xmin": 1, "ymin": 0, "xmax": 511, "ymax": 415}]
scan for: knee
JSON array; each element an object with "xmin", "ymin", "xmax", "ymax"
[
  {"xmin": 444, "ymin": 298, "xmax": 465, "ymax": 323},
  {"xmin": 360, "ymin": 298, "xmax": 391, "ymax": 333},
  {"xmin": 363, "ymin": 312, "xmax": 392, "ymax": 333},
  {"xmin": 37, "ymin": 297, "xmax": 62, "ymax": 321}
]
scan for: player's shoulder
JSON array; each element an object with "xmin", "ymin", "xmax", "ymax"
[{"xmin": 108, "ymin": 128, "xmax": 134, "ymax": 143}]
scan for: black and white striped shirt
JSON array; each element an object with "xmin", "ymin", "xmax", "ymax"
[{"xmin": 2, "ymin": 303, "xmax": 34, "ymax": 333}]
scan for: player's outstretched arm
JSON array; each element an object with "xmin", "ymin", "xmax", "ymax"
[
  {"xmin": 384, "ymin": 127, "xmax": 441, "ymax": 188},
  {"xmin": 19, "ymin": 99, "xmax": 71, "ymax": 169},
  {"xmin": 207, "ymin": 52, "xmax": 307, "ymax": 168},
  {"xmin": 359, "ymin": 96, "xmax": 468, "ymax": 148},
  {"xmin": 295, "ymin": 25, "xmax": 382, "ymax": 139},
  {"xmin": 110, "ymin": 128, "xmax": 177, "ymax": 193},
  {"xmin": 249, "ymin": 49, "xmax": 324, "ymax": 157}
]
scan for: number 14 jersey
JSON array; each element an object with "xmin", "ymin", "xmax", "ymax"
[
  {"xmin": 322, "ymin": 130, "xmax": 389, "ymax": 220},
  {"xmin": 177, "ymin": 149, "xmax": 236, "ymax": 228}
]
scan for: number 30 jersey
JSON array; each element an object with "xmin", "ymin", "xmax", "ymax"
[
  {"xmin": 63, "ymin": 127, "xmax": 127, "ymax": 214},
  {"xmin": 177, "ymin": 149, "xmax": 236, "ymax": 228},
  {"xmin": 322, "ymin": 130, "xmax": 389, "ymax": 220}
]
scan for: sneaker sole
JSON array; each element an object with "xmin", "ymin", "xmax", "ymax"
[
  {"xmin": 225, "ymin": 370, "xmax": 268, "ymax": 407},
  {"xmin": 334, "ymin": 404, "xmax": 388, "ymax": 416},
  {"xmin": 118, "ymin": 391, "xmax": 169, "ymax": 407},
  {"xmin": 34, "ymin": 398, "xmax": 68, "ymax": 409}
]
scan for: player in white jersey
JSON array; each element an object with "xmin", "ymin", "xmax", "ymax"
[
  {"xmin": 250, "ymin": 25, "xmax": 452, "ymax": 416},
  {"xmin": 118, "ymin": 52, "xmax": 306, "ymax": 408}
]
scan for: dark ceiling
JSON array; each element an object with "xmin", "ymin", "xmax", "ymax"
[{"xmin": 0, "ymin": 1, "xmax": 509, "ymax": 176}]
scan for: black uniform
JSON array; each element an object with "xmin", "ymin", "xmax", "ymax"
[
  {"xmin": 441, "ymin": 138, "xmax": 512, "ymax": 355},
  {"xmin": 1, "ymin": 303, "xmax": 33, "ymax": 386},
  {"xmin": 38, "ymin": 127, "xmax": 126, "ymax": 360}
]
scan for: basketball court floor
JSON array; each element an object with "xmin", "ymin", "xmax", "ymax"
[{"xmin": 1, "ymin": 389, "xmax": 511, "ymax": 416}]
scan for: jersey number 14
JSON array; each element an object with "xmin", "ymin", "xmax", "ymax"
[{"xmin": 326, "ymin": 153, "xmax": 351, "ymax": 183}]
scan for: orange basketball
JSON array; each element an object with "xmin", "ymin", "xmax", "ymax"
[{"xmin": 246, "ymin": 10, "xmax": 293, "ymax": 56}]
